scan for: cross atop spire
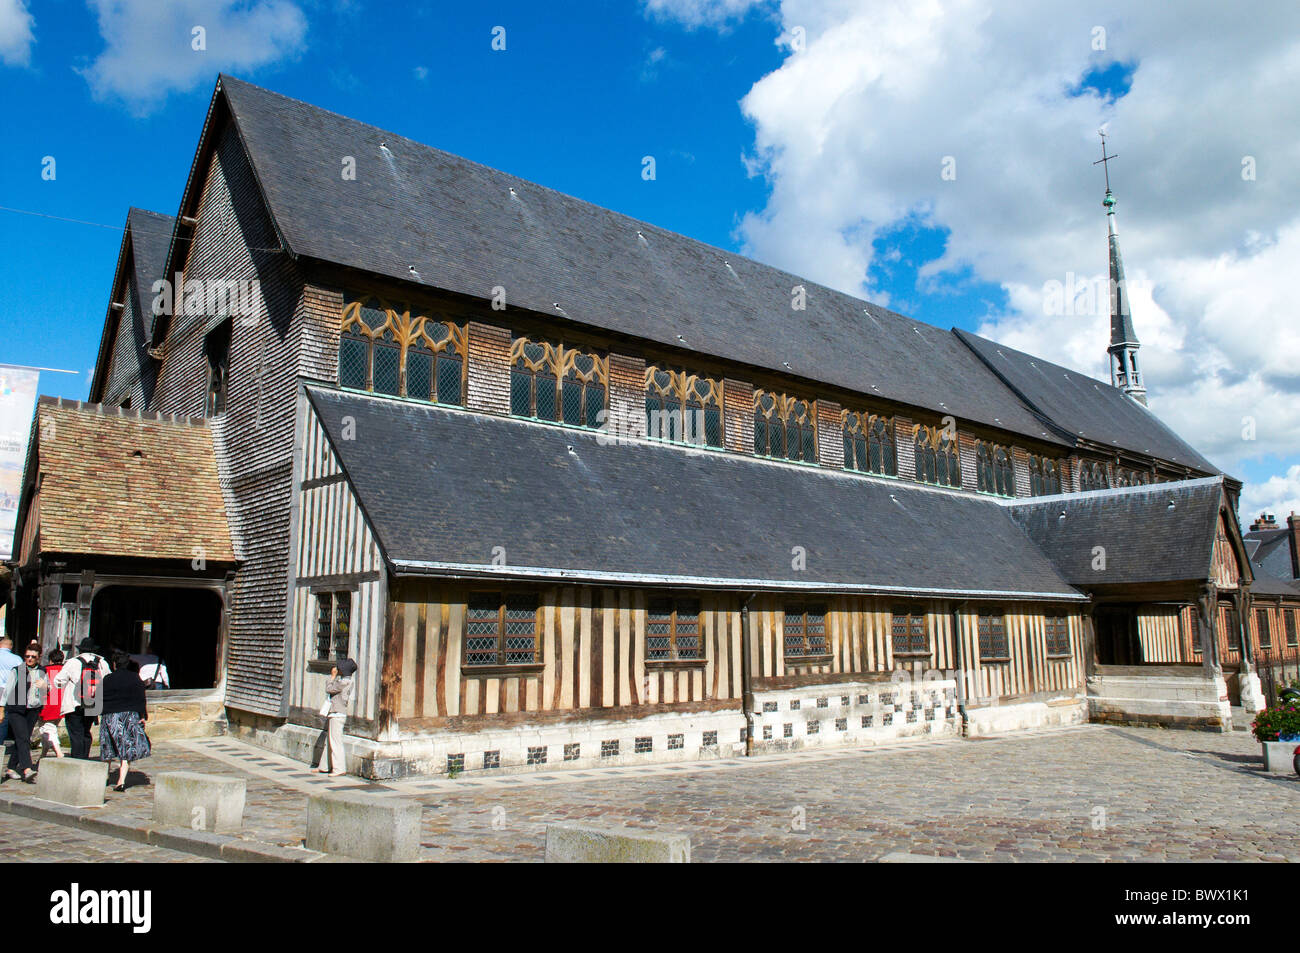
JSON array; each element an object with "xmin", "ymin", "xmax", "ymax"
[{"xmin": 1095, "ymin": 129, "xmax": 1146, "ymax": 406}]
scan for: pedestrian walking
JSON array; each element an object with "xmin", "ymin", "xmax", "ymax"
[
  {"xmin": 0, "ymin": 636, "xmax": 22, "ymax": 757},
  {"xmin": 54, "ymin": 638, "xmax": 110, "ymax": 759},
  {"xmin": 3, "ymin": 642, "xmax": 47, "ymax": 783},
  {"xmin": 317, "ymin": 658, "xmax": 355, "ymax": 776},
  {"xmin": 39, "ymin": 648, "xmax": 66, "ymax": 759},
  {"xmin": 99, "ymin": 651, "xmax": 150, "ymax": 792},
  {"xmin": 129, "ymin": 645, "xmax": 170, "ymax": 690}
]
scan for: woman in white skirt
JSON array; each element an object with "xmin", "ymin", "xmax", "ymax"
[{"xmin": 317, "ymin": 658, "xmax": 355, "ymax": 776}]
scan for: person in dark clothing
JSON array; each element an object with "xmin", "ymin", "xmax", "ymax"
[
  {"xmin": 3, "ymin": 642, "xmax": 47, "ymax": 783},
  {"xmin": 99, "ymin": 651, "xmax": 150, "ymax": 792}
]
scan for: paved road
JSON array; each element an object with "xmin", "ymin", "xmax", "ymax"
[
  {"xmin": 0, "ymin": 725, "xmax": 1294, "ymax": 861},
  {"xmin": 0, "ymin": 813, "xmax": 216, "ymax": 863}
]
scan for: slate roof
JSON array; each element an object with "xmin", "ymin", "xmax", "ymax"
[
  {"xmin": 1249, "ymin": 573, "xmax": 1300, "ymax": 598},
  {"xmin": 307, "ymin": 388, "xmax": 1082, "ymax": 600},
  {"xmin": 956, "ymin": 329, "xmax": 1219, "ymax": 473},
  {"xmin": 216, "ymin": 75, "xmax": 1065, "ymax": 448},
  {"xmin": 1002, "ymin": 478, "xmax": 1225, "ymax": 586},
  {"xmin": 1244, "ymin": 528, "xmax": 1295, "ymax": 584},
  {"xmin": 17, "ymin": 399, "xmax": 234, "ymax": 563},
  {"xmin": 126, "ymin": 207, "xmax": 175, "ymax": 338}
]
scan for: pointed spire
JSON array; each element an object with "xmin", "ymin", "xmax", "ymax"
[{"xmin": 1095, "ymin": 131, "xmax": 1146, "ymax": 405}]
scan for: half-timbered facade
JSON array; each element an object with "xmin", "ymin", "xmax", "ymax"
[{"xmin": 3, "ymin": 74, "xmax": 1278, "ymax": 776}]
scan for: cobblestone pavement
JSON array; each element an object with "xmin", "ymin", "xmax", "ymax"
[
  {"xmin": 0, "ymin": 813, "xmax": 216, "ymax": 863},
  {"xmin": 0, "ymin": 724, "xmax": 1295, "ymax": 862}
]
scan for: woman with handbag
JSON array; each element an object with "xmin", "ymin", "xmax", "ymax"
[
  {"xmin": 317, "ymin": 658, "xmax": 355, "ymax": 776},
  {"xmin": 98, "ymin": 652, "xmax": 150, "ymax": 792},
  {"xmin": 3, "ymin": 642, "xmax": 47, "ymax": 783}
]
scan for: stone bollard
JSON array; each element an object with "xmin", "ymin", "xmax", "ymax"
[
  {"xmin": 545, "ymin": 824, "xmax": 690, "ymax": 863},
  {"xmin": 36, "ymin": 758, "xmax": 108, "ymax": 808},
  {"xmin": 1262, "ymin": 740, "xmax": 1299, "ymax": 776},
  {"xmin": 305, "ymin": 792, "xmax": 422, "ymax": 862},
  {"xmin": 153, "ymin": 772, "xmax": 247, "ymax": 833}
]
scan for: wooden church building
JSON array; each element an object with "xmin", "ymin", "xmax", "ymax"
[{"xmin": 8, "ymin": 75, "xmax": 1294, "ymax": 778}]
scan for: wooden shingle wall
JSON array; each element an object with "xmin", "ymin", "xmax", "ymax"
[{"xmin": 152, "ymin": 121, "xmax": 305, "ymax": 716}]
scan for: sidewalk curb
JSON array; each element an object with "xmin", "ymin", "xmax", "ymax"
[{"xmin": 0, "ymin": 792, "xmax": 327, "ymax": 863}]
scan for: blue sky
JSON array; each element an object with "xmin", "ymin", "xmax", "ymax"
[{"xmin": 1, "ymin": 0, "xmax": 1296, "ymax": 518}]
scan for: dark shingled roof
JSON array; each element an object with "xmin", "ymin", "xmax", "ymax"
[
  {"xmin": 955, "ymin": 329, "xmax": 1219, "ymax": 473},
  {"xmin": 1249, "ymin": 573, "xmax": 1300, "ymax": 597},
  {"xmin": 218, "ymin": 75, "xmax": 1063, "ymax": 447},
  {"xmin": 307, "ymin": 388, "xmax": 1083, "ymax": 600},
  {"xmin": 1002, "ymin": 478, "xmax": 1225, "ymax": 586},
  {"xmin": 127, "ymin": 207, "xmax": 175, "ymax": 338},
  {"xmin": 1244, "ymin": 528, "xmax": 1295, "ymax": 584}
]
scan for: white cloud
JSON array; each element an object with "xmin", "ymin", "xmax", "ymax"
[
  {"xmin": 1241, "ymin": 466, "xmax": 1300, "ymax": 528},
  {"xmin": 642, "ymin": 0, "xmax": 770, "ymax": 29},
  {"xmin": 0, "ymin": 0, "xmax": 34, "ymax": 66},
  {"xmin": 81, "ymin": 0, "xmax": 308, "ymax": 111},
  {"xmin": 663, "ymin": 0, "xmax": 1300, "ymax": 512}
]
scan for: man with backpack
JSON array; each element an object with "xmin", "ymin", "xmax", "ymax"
[{"xmin": 53, "ymin": 638, "xmax": 111, "ymax": 759}]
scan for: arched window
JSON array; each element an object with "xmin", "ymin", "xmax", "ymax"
[
  {"xmin": 913, "ymin": 425, "xmax": 959, "ymax": 487},
  {"xmin": 510, "ymin": 336, "xmax": 607, "ymax": 429},
  {"xmin": 1079, "ymin": 461, "xmax": 1110, "ymax": 491},
  {"xmin": 1029, "ymin": 455, "xmax": 1062, "ymax": 496},
  {"xmin": 842, "ymin": 411, "xmax": 896, "ymax": 476},
  {"xmin": 754, "ymin": 391, "xmax": 816, "ymax": 463},
  {"xmin": 339, "ymin": 294, "xmax": 466, "ymax": 404},
  {"xmin": 645, "ymin": 366, "xmax": 723, "ymax": 448},
  {"xmin": 1114, "ymin": 466, "xmax": 1150, "ymax": 488},
  {"xmin": 976, "ymin": 441, "xmax": 1015, "ymax": 497}
]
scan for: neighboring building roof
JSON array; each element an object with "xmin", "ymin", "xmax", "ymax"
[
  {"xmin": 306, "ymin": 388, "xmax": 1083, "ymax": 600},
  {"xmin": 127, "ymin": 207, "xmax": 175, "ymax": 339},
  {"xmin": 217, "ymin": 75, "xmax": 1065, "ymax": 447},
  {"xmin": 1001, "ymin": 478, "xmax": 1225, "ymax": 586},
  {"xmin": 17, "ymin": 398, "xmax": 234, "ymax": 563},
  {"xmin": 1243, "ymin": 527, "xmax": 1295, "ymax": 583},
  {"xmin": 955, "ymin": 329, "xmax": 1219, "ymax": 473},
  {"xmin": 89, "ymin": 207, "xmax": 175, "ymax": 404},
  {"xmin": 1249, "ymin": 573, "xmax": 1300, "ymax": 598}
]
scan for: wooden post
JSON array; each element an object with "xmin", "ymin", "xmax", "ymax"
[
  {"xmin": 1197, "ymin": 585, "xmax": 1222, "ymax": 682},
  {"xmin": 38, "ymin": 574, "xmax": 62, "ymax": 653},
  {"xmin": 73, "ymin": 570, "xmax": 94, "ymax": 650},
  {"xmin": 377, "ymin": 591, "xmax": 404, "ymax": 742}
]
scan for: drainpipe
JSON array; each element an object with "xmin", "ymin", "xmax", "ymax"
[
  {"xmin": 948, "ymin": 601, "xmax": 970, "ymax": 737},
  {"xmin": 740, "ymin": 592, "xmax": 757, "ymax": 756}
]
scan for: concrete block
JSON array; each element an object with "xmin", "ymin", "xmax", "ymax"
[
  {"xmin": 153, "ymin": 772, "xmax": 246, "ymax": 833},
  {"xmin": 545, "ymin": 823, "xmax": 690, "ymax": 863},
  {"xmin": 36, "ymin": 758, "xmax": 107, "ymax": 808},
  {"xmin": 1262, "ymin": 741, "xmax": 1299, "ymax": 776},
  {"xmin": 305, "ymin": 792, "xmax": 422, "ymax": 862}
]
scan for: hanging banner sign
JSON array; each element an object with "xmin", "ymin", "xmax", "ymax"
[{"xmin": 0, "ymin": 365, "xmax": 40, "ymax": 561}]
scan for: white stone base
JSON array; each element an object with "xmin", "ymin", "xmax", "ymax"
[
  {"xmin": 1087, "ymin": 672, "xmax": 1231, "ymax": 730},
  {"xmin": 1239, "ymin": 672, "xmax": 1267, "ymax": 713},
  {"xmin": 229, "ymin": 707, "xmax": 747, "ymax": 779},
  {"xmin": 965, "ymin": 696, "xmax": 1087, "ymax": 737},
  {"xmin": 749, "ymin": 679, "xmax": 961, "ymax": 753}
]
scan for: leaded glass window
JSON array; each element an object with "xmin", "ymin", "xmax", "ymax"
[
  {"xmin": 1045, "ymin": 613, "xmax": 1070, "ymax": 656},
  {"xmin": 1286, "ymin": 610, "xmax": 1298, "ymax": 648},
  {"xmin": 976, "ymin": 441, "xmax": 1015, "ymax": 497},
  {"xmin": 1114, "ymin": 466, "xmax": 1151, "ymax": 488},
  {"xmin": 754, "ymin": 390, "xmax": 817, "ymax": 463},
  {"xmin": 646, "ymin": 598, "xmax": 702, "ymax": 661},
  {"xmin": 842, "ymin": 411, "xmax": 896, "ymax": 476},
  {"xmin": 977, "ymin": 609, "xmax": 1008, "ymax": 660},
  {"xmin": 1079, "ymin": 461, "xmax": 1110, "ymax": 491},
  {"xmin": 315, "ymin": 591, "xmax": 352, "ymax": 661},
  {"xmin": 1029, "ymin": 455, "xmax": 1063, "ymax": 496},
  {"xmin": 891, "ymin": 608, "xmax": 928, "ymax": 656},
  {"xmin": 913, "ymin": 425, "xmax": 960, "ymax": 487},
  {"xmin": 510, "ymin": 336, "xmax": 607, "ymax": 429},
  {"xmin": 338, "ymin": 294, "xmax": 466, "ymax": 404},
  {"xmin": 464, "ymin": 593, "xmax": 540, "ymax": 667},
  {"xmin": 783, "ymin": 604, "xmax": 829, "ymax": 660},
  {"xmin": 645, "ymin": 365, "xmax": 723, "ymax": 448}
]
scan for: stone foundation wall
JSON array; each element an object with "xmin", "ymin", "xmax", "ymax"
[
  {"xmin": 1087, "ymin": 672, "xmax": 1231, "ymax": 731},
  {"xmin": 965, "ymin": 695, "xmax": 1087, "ymax": 737}
]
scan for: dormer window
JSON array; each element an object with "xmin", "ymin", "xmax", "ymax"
[{"xmin": 204, "ymin": 319, "xmax": 231, "ymax": 416}]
